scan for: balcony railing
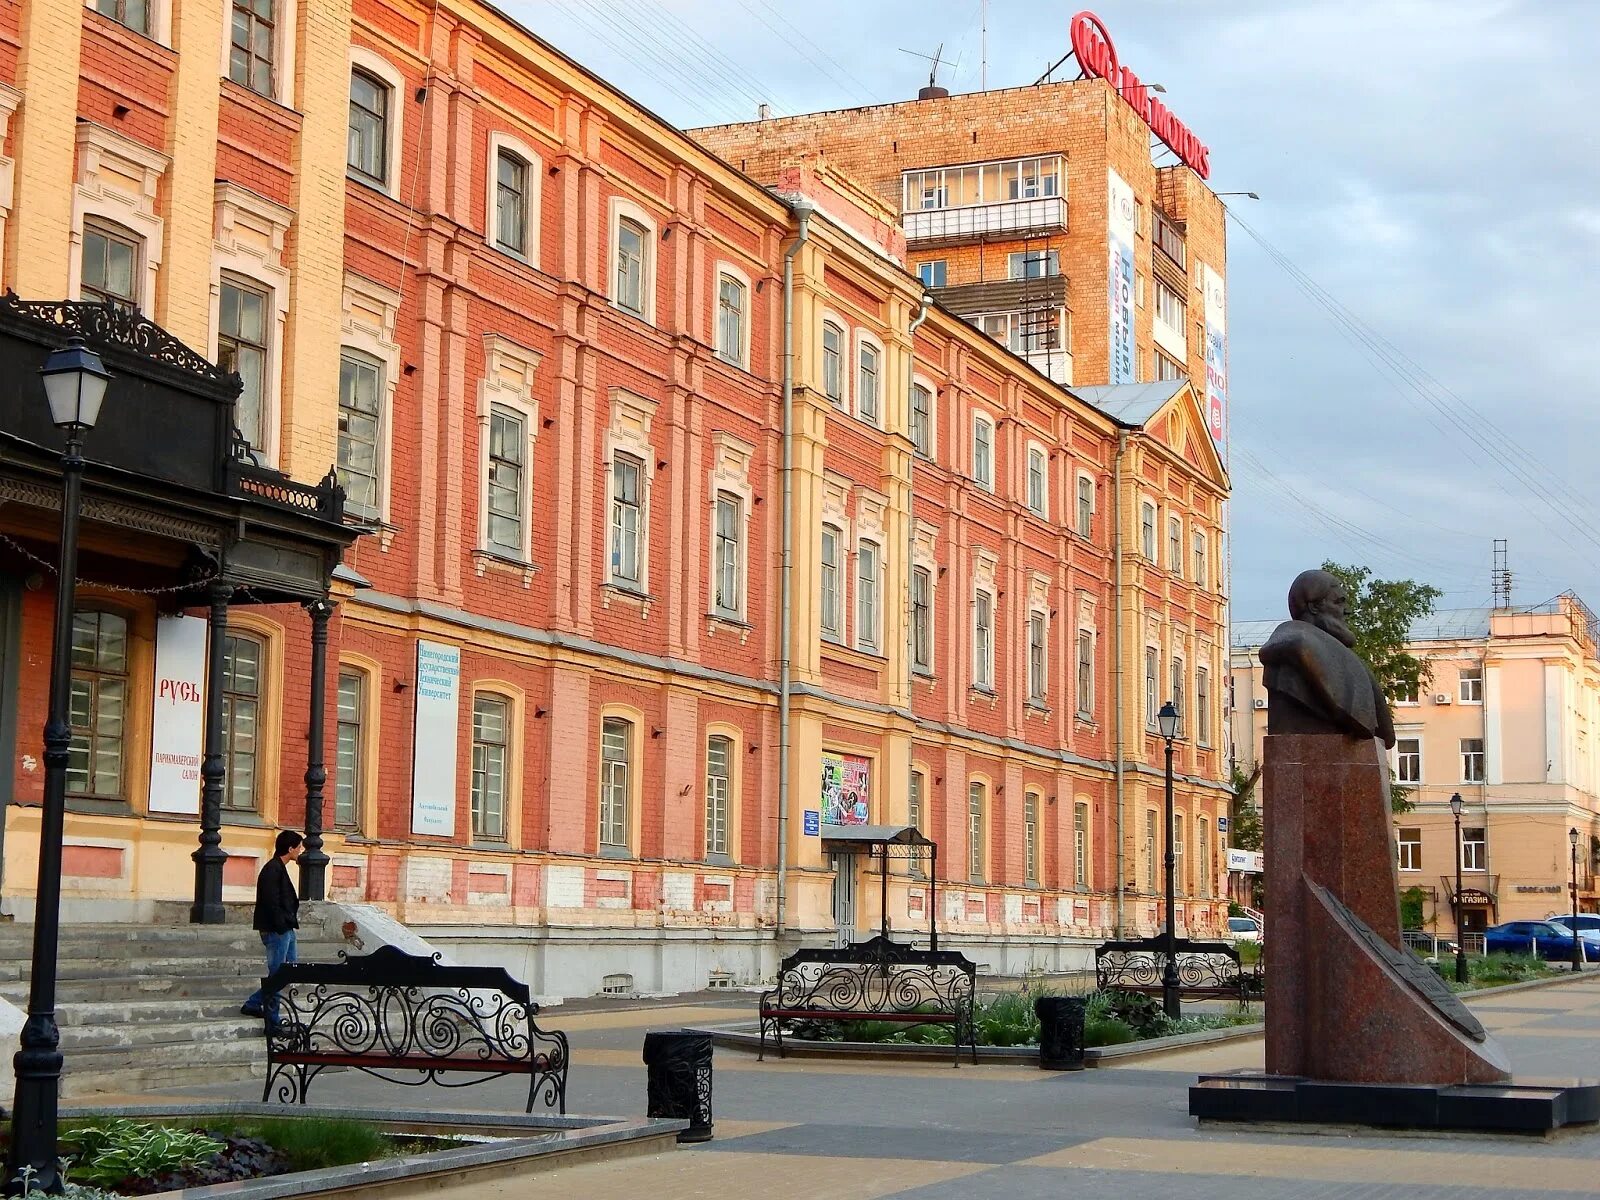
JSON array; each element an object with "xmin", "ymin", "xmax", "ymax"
[{"xmin": 905, "ymin": 196, "xmax": 1067, "ymax": 246}]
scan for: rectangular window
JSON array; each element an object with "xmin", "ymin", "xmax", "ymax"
[
  {"xmin": 1144, "ymin": 647, "xmax": 1159, "ymax": 730},
  {"xmin": 968, "ymin": 782, "xmax": 985, "ymax": 880},
  {"xmin": 1174, "ymin": 816, "xmax": 1185, "ymax": 896},
  {"xmin": 1076, "ymin": 475, "xmax": 1094, "ymax": 538},
  {"xmin": 1076, "ymin": 630, "xmax": 1094, "ymax": 718},
  {"xmin": 1397, "ymin": 826, "xmax": 1422, "ymax": 872},
  {"xmin": 705, "ymin": 734, "xmax": 731, "ymax": 858},
  {"xmin": 334, "ymin": 670, "xmax": 364, "ymax": 830},
  {"xmin": 1171, "ymin": 656, "xmax": 1185, "ymax": 737},
  {"xmin": 1027, "ymin": 447, "xmax": 1047, "ymax": 515},
  {"xmin": 495, "ymin": 150, "xmax": 529, "ymax": 255},
  {"xmin": 1192, "ymin": 531, "xmax": 1208, "ymax": 588},
  {"xmin": 857, "ymin": 343, "xmax": 881, "ymax": 424},
  {"xmin": 348, "ymin": 71, "xmax": 389, "ymax": 187},
  {"xmin": 1154, "ymin": 210, "xmax": 1187, "ymax": 267},
  {"xmin": 1074, "ymin": 802, "xmax": 1088, "ymax": 888},
  {"xmin": 1155, "ymin": 279, "xmax": 1186, "ymax": 329},
  {"xmin": 917, "ymin": 259, "xmax": 947, "ymax": 288},
  {"xmin": 822, "ymin": 322, "xmax": 845, "ymax": 407},
  {"xmin": 1396, "ymin": 737, "xmax": 1421, "ymax": 784},
  {"xmin": 856, "ymin": 541, "xmax": 880, "ymax": 652},
  {"xmin": 1461, "ymin": 738, "xmax": 1485, "ymax": 783},
  {"xmin": 67, "ymin": 611, "xmax": 128, "ymax": 799},
  {"xmin": 974, "ymin": 591, "xmax": 994, "ymax": 690},
  {"xmin": 1196, "ymin": 667, "xmax": 1211, "ymax": 746},
  {"xmin": 1024, "ymin": 792, "xmax": 1039, "ymax": 883},
  {"xmin": 909, "ymin": 771, "xmax": 925, "ymax": 878},
  {"xmin": 1141, "ymin": 502, "xmax": 1157, "ymax": 561},
  {"xmin": 80, "ymin": 220, "xmax": 140, "ymax": 310},
  {"xmin": 911, "ymin": 566, "xmax": 933, "ymax": 675},
  {"xmin": 713, "ymin": 492, "xmax": 742, "ymax": 617},
  {"xmin": 1459, "ymin": 665, "xmax": 1483, "ymax": 703},
  {"xmin": 1007, "ymin": 249, "xmax": 1060, "ymax": 279},
  {"xmin": 1168, "ymin": 516, "xmax": 1183, "ymax": 574},
  {"xmin": 820, "ymin": 526, "xmax": 842, "ymax": 642},
  {"xmin": 338, "ymin": 352, "xmax": 383, "ymax": 521},
  {"xmin": 471, "ymin": 694, "xmax": 509, "ymax": 840},
  {"xmin": 973, "ymin": 415, "xmax": 993, "ymax": 489},
  {"xmin": 93, "ymin": 0, "xmax": 150, "ymax": 35},
  {"xmin": 610, "ymin": 454, "xmax": 643, "ymax": 588},
  {"xmin": 715, "ymin": 274, "xmax": 746, "ymax": 365},
  {"xmin": 221, "ymin": 634, "xmax": 263, "ymax": 813},
  {"xmin": 1461, "ymin": 825, "xmax": 1486, "ymax": 872},
  {"xmin": 1197, "ymin": 819, "xmax": 1209, "ymax": 897},
  {"xmin": 1393, "ymin": 679, "xmax": 1420, "ymax": 705},
  {"xmin": 229, "ymin": 0, "xmax": 276, "ymax": 96},
  {"xmin": 1144, "ymin": 810, "xmax": 1156, "ymax": 891},
  {"xmin": 1155, "ymin": 349, "xmax": 1185, "ymax": 381},
  {"xmin": 615, "ymin": 217, "xmax": 647, "ymax": 316},
  {"xmin": 600, "ymin": 717, "xmax": 631, "ymax": 849},
  {"xmin": 218, "ymin": 279, "xmax": 270, "ymax": 451},
  {"xmin": 911, "ymin": 383, "xmax": 933, "ymax": 457},
  {"xmin": 1028, "ymin": 611, "xmax": 1047, "ymax": 704},
  {"xmin": 485, "ymin": 404, "xmax": 526, "ymax": 557}
]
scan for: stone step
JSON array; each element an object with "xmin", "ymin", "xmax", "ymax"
[
  {"xmin": 58, "ymin": 1017, "xmax": 262, "ymax": 1051},
  {"xmin": 3, "ymin": 972, "xmax": 275, "ymax": 1005},
  {"xmin": 60, "ymin": 1037, "xmax": 268, "ymax": 1078},
  {"xmin": 53, "ymin": 997, "xmax": 253, "ymax": 1027},
  {"xmin": 59, "ymin": 1059, "xmax": 265, "ymax": 1101},
  {"xmin": 0, "ymin": 942, "xmax": 348, "ymax": 981}
]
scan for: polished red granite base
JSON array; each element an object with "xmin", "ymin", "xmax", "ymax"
[{"xmin": 1263, "ymin": 733, "xmax": 1511, "ymax": 1086}]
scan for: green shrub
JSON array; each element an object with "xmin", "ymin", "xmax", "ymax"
[
  {"xmin": 220, "ymin": 1118, "xmax": 394, "ymax": 1172},
  {"xmin": 59, "ymin": 1120, "xmax": 223, "ymax": 1189},
  {"xmin": 1084, "ymin": 1017, "xmax": 1136, "ymax": 1046}
]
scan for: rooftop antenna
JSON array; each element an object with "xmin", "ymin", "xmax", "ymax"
[
  {"xmin": 1492, "ymin": 539, "xmax": 1513, "ymax": 610},
  {"xmin": 900, "ymin": 43, "xmax": 953, "ymax": 98},
  {"xmin": 981, "ymin": 0, "xmax": 988, "ymax": 90}
]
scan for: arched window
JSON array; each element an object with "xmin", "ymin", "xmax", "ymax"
[
  {"xmin": 705, "ymin": 733, "xmax": 732, "ymax": 858},
  {"xmin": 599, "ymin": 716, "xmax": 633, "ymax": 850},
  {"xmin": 494, "ymin": 148, "xmax": 530, "ymax": 256},
  {"xmin": 1023, "ymin": 791, "xmax": 1040, "ymax": 884},
  {"xmin": 67, "ymin": 610, "xmax": 129, "ymax": 799},
  {"xmin": 967, "ymin": 781, "xmax": 986, "ymax": 882},
  {"xmin": 615, "ymin": 218, "xmax": 648, "ymax": 317},
  {"xmin": 348, "ymin": 68, "xmax": 390, "ymax": 186},
  {"xmin": 222, "ymin": 632, "xmax": 265, "ymax": 812},
  {"xmin": 1074, "ymin": 801, "xmax": 1090, "ymax": 888},
  {"xmin": 471, "ymin": 693, "xmax": 511, "ymax": 840},
  {"xmin": 334, "ymin": 668, "xmax": 367, "ymax": 830}
]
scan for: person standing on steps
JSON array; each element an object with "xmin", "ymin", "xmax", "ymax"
[{"xmin": 241, "ymin": 829, "xmax": 302, "ymax": 1028}]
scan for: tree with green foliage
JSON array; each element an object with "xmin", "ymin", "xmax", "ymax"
[
  {"xmin": 1319, "ymin": 561, "xmax": 1442, "ymax": 814},
  {"xmin": 1228, "ymin": 763, "xmax": 1263, "ymax": 853}
]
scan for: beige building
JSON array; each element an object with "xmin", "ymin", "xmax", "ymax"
[{"xmin": 1231, "ymin": 596, "xmax": 1600, "ymax": 939}]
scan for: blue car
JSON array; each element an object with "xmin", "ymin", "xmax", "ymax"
[{"xmin": 1484, "ymin": 920, "xmax": 1599, "ymax": 961}]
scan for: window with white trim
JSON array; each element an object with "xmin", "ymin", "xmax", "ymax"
[
  {"xmin": 348, "ymin": 69, "xmax": 390, "ymax": 188},
  {"xmin": 1196, "ymin": 666, "xmax": 1211, "ymax": 746},
  {"xmin": 337, "ymin": 350, "xmax": 383, "ymax": 521},
  {"xmin": 67, "ymin": 610, "xmax": 128, "ymax": 799},
  {"xmin": 1397, "ymin": 827, "xmax": 1421, "ymax": 872},
  {"xmin": 968, "ymin": 781, "xmax": 986, "ymax": 881},
  {"xmin": 917, "ymin": 259, "xmax": 947, "ymax": 288},
  {"xmin": 1024, "ymin": 792, "xmax": 1040, "ymax": 883},
  {"xmin": 1395, "ymin": 737, "xmax": 1421, "ymax": 784},
  {"xmin": 1155, "ymin": 278, "xmax": 1186, "ymax": 329},
  {"xmin": 218, "ymin": 277, "xmax": 270, "ymax": 452},
  {"xmin": 610, "ymin": 454, "xmax": 644, "ymax": 589},
  {"xmin": 713, "ymin": 491, "xmax": 743, "ymax": 618},
  {"xmin": 973, "ymin": 589, "xmax": 995, "ymax": 691},
  {"xmin": 911, "ymin": 565, "xmax": 933, "ymax": 676},
  {"xmin": 1026, "ymin": 445, "xmax": 1047, "ymax": 516},
  {"xmin": 857, "ymin": 340, "xmax": 881, "ymax": 424},
  {"xmin": 1007, "ymin": 249, "xmax": 1059, "ymax": 279},
  {"xmin": 856, "ymin": 540, "xmax": 881, "ymax": 652},
  {"xmin": 614, "ymin": 216, "xmax": 649, "ymax": 318},
  {"xmin": 1171, "ymin": 655, "xmax": 1186, "ymax": 737},
  {"xmin": 1140, "ymin": 501, "xmax": 1157, "ymax": 561},
  {"xmin": 820, "ymin": 524, "xmax": 843, "ymax": 642},
  {"xmin": 599, "ymin": 716, "xmax": 632, "ymax": 850},
  {"xmin": 1155, "ymin": 348, "xmax": 1185, "ymax": 381},
  {"xmin": 1461, "ymin": 738, "xmax": 1485, "ymax": 784},
  {"xmin": 909, "ymin": 771, "xmax": 926, "ymax": 877},
  {"xmin": 822, "ymin": 321, "xmax": 845, "ymax": 408},
  {"xmin": 1076, "ymin": 630, "xmax": 1094, "ymax": 718},
  {"xmin": 221, "ymin": 633, "xmax": 264, "ymax": 813},
  {"xmin": 1144, "ymin": 647, "xmax": 1159, "ymax": 730},
  {"xmin": 705, "ymin": 734, "xmax": 731, "ymax": 858},
  {"xmin": 715, "ymin": 272, "xmax": 747, "ymax": 366},
  {"xmin": 1074, "ymin": 801, "xmax": 1089, "ymax": 888},
  {"xmin": 229, "ymin": 0, "xmax": 277, "ymax": 96},
  {"xmin": 1076, "ymin": 474, "xmax": 1094, "ymax": 538},
  {"xmin": 1461, "ymin": 825, "xmax": 1486, "ymax": 872},
  {"xmin": 1168, "ymin": 515, "xmax": 1183, "ymax": 575},
  {"xmin": 1459, "ymin": 665, "xmax": 1483, "ymax": 703},
  {"xmin": 1144, "ymin": 809, "xmax": 1157, "ymax": 891},
  {"xmin": 1192, "ymin": 530, "xmax": 1208, "ymax": 588},
  {"xmin": 471, "ymin": 693, "xmax": 510, "ymax": 840},
  {"xmin": 973, "ymin": 413, "xmax": 994, "ymax": 491},
  {"xmin": 483, "ymin": 403, "xmax": 528, "ymax": 558},
  {"xmin": 1027, "ymin": 610, "xmax": 1047, "ymax": 704},
  {"xmin": 334, "ymin": 669, "xmax": 366, "ymax": 831},
  {"xmin": 1174, "ymin": 812, "xmax": 1185, "ymax": 895},
  {"xmin": 494, "ymin": 148, "xmax": 530, "ymax": 256},
  {"xmin": 911, "ymin": 383, "xmax": 933, "ymax": 457},
  {"xmin": 80, "ymin": 219, "xmax": 142, "ymax": 310},
  {"xmin": 93, "ymin": 0, "xmax": 150, "ymax": 35}
]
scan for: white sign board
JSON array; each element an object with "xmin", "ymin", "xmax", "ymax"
[
  {"xmin": 1202, "ymin": 262, "xmax": 1228, "ymax": 450},
  {"xmin": 1226, "ymin": 848, "xmax": 1264, "ymax": 874},
  {"xmin": 147, "ymin": 615, "xmax": 207, "ymax": 814},
  {"xmin": 1106, "ymin": 169, "xmax": 1136, "ymax": 385},
  {"xmin": 410, "ymin": 640, "xmax": 461, "ymax": 837}
]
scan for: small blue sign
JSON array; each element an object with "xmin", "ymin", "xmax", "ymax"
[
  {"xmin": 803, "ymin": 810, "xmax": 820, "ymax": 837},
  {"xmin": 1217, "ymin": 816, "xmax": 1229, "ymax": 833}
]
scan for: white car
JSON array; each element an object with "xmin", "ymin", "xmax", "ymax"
[{"xmin": 1225, "ymin": 915, "xmax": 1262, "ymax": 944}]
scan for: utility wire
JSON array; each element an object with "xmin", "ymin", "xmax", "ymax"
[{"xmin": 735, "ymin": 0, "xmax": 878, "ymax": 103}]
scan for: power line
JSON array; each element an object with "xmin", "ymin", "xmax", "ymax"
[{"xmin": 735, "ymin": 0, "xmax": 878, "ymax": 103}]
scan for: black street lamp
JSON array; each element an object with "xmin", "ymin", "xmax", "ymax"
[
  {"xmin": 1450, "ymin": 792, "xmax": 1468, "ymax": 985},
  {"xmin": 6, "ymin": 337, "xmax": 110, "ymax": 1196},
  {"xmin": 1157, "ymin": 700, "xmax": 1181, "ymax": 1019},
  {"xmin": 1570, "ymin": 826, "xmax": 1582, "ymax": 974}
]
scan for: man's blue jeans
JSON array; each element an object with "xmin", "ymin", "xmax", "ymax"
[{"xmin": 244, "ymin": 929, "xmax": 297, "ymax": 1023}]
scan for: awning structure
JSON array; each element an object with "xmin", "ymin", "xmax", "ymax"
[{"xmin": 821, "ymin": 824, "xmax": 940, "ymax": 948}]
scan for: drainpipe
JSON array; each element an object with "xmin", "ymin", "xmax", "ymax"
[
  {"xmin": 1113, "ymin": 428, "xmax": 1129, "ymax": 937},
  {"xmin": 777, "ymin": 198, "xmax": 814, "ymax": 939}
]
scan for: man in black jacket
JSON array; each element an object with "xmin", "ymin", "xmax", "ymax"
[{"xmin": 241, "ymin": 829, "xmax": 303, "ymax": 1027}]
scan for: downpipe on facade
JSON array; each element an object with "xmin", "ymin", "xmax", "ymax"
[{"xmin": 1114, "ymin": 428, "xmax": 1128, "ymax": 937}]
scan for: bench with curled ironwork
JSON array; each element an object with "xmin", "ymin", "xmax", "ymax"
[
  {"xmin": 1094, "ymin": 937, "xmax": 1263, "ymax": 1002},
  {"xmin": 758, "ymin": 935, "xmax": 978, "ymax": 1067},
  {"xmin": 259, "ymin": 945, "xmax": 569, "ymax": 1113}
]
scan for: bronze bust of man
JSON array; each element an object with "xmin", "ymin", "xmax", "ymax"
[{"xmin": 1258, "ymin": 569, "xmax": 1395, "ymax": 748}]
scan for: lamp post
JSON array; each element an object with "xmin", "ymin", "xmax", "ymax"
[
  {"xmin": 1157, "ymin": 700, "xmax": 1181, "ymax": 1019},
  {"xmin": 1570, "ymin": 827, "xmax": 1582, "ymax": 974},
  {"xmin": 1450, "ymin": 792, "xmax": 1468, "ymax": 985},
  {"xmin": 6, "ymin": 337, "xmax": 110, "ymax": 1196}
]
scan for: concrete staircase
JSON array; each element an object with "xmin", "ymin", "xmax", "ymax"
[{"xmin": 0, "ymin": 905, "xmax": 350, "ymax": 1099}]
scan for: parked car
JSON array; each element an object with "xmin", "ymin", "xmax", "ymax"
[
  {"xmin": 1225, "ymin": 915, "xmax": 1262, "ymax": 944},
  {"xmin": 1546, "ymin": 914, "xmax": 1600, "ymax": 938},
  {"xmin": 1484, "ymin": 920, "xmax": 1600, "ymax": 961}
]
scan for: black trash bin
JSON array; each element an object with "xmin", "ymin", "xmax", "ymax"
[
  {"xmin": 1034, "ymin": 995, "xmax": 1087, "ymax": 1070},
  {"xmin": 643, "ymin": 1030, "xmax": 714, "ymax": 1142}
]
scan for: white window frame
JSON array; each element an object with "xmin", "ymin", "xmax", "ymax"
[
  {"xmin": 1460, "ymin": 738, "xmax": 1485, "ymax": 784},
  {"xmin": 1397, "ymin": 826, "xmax": 1422, "ymax": 872},
  {"xmin": 820, "ymin": 523, "xmax": 844, "ymax": 643},
  {"xmin": 1171, "ymin": 654, "xmax": 1186, "ymax": 738},
  {"xmin": 704, "ymin": 731, "xmax": 734, "ymax": 860},
  {"xmin": 1140, "ymin": 499, "xmax": 1158, "ymax": 561},
  {"xmin": 486, "ymin": 131, "xmax": 542, "ymax": 265},
  {"xmin": 71, "ymin": 124, "xmax": 167, "ymax": 316},
  {"xmin": 87, "ymin": 0, "xmax": 172, "ymax": 43},
  {"xmin": 1025, "ymin": 443, "xmax": 1048, "ymax": 517},
  {"xmin": 917, "ymin": 259, "xmax": 947, "ymax": 287},
  {"xmin": 1023, "ymin": 791, "xmax": 1040, "ymax": 883},
  {"xmin": 1074, "ymin": 801, "xmax": 1089, "ymax": 888},
  {"xmin": 1144, "ymin": 646, "xmax": 1159, "ymax": 730},
  {"xmin": 599, "ymin": 714, "xmax": 635, "ymax": 852},
  {"xmin": 911, "ymin": 564, "xmax": 934, "ymax": 676},
  {"xmin": 1192, "ymin": 529, "xmax": 1208, "ymax": 588},
  {"xmin": 910, "ymin": 375, "xmax": 935, "ymax": 458},
  {"xmin": 337, "ymin": 349, "xmax": 386, "ymax": 523},
  {"xmin": 1076, "ymin": 627, "xmax": 1095, "ymax": 719},
  {"xmin": 711, "ymin": 490, "xmax": 746, "ymax": 620},
  {"xmin": 1007, "ymin": 248, "xmax": 1059, "ymax": 279},
  {"xmin": 221, "ymin": 0, "xmax": 298, "ymax": 106},
  {"xmin": 714, "ymin": 263, "xmax": 751, "ymax": 368},
  {"xmin": 1461, "ymin": 825, "xmax": 1486, "ymax": 872},
  {"xmin": 1394, "ymin": 736, "xmax": 1422, "ymax": 785},
  {"xmin": 822, "ymin": 316, "xmax": 847, "ymax": 409},
  {"xmin": 1167, "ymin": 514, "xmax": 1183, "ymax": 575},
  {"xmin": 1027, "ymin": 608, "xmax": 1048, "ymax": 704},
  {"xmin": 1459, "ymin": 664, "xmax": 1484, "ymax": 704},
  {"xmin": 608, "ymin": 453, "xmax": 647, "ymax": 591},
  {"xmin": 1196, "ymin": 665, "xmax": 1211, "ymax": 747},
  {"xmin": 340, "ymin": 272, "xmax": 402, "ymax": 532},
  {"xmin": 972, "ymin": 411, "xmax": 995, "ymax": 492},
  {"xmin": 607, "ymin": 196, "xmax": 657, "ymax": 325},
  {"xmin": 1076, "ymin": 472, "xmax": 1095, "ymax": 538},
  {"xmin": 855, "ymin": 539, "xmax": 882, "ymax": 653},
  {"xmin": 349, "ymin": 48, "xmax": 404, "ymax": 197},
  {"xmin": 973, "ymin": 586, "xmax": 995, "ymax": 691},
  {"xmin": 855, "ymin": 332, "xmax": 884, "ymax": 427},
  {"xmin": 967, "ymin": 780, "xmax": 987, "ymax": 881}
]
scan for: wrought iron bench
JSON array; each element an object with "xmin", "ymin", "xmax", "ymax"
[
  {"xmin": 1094, "ymin": 938, "xmax": 1262, "ymax": 1002},
  {"xmin": 260, "ymin": 945, "xmax": 569, "ymax": 1113},
  {"xmin": 758, "ymin": 935, "xmax": 978, "ymax": 1067}
]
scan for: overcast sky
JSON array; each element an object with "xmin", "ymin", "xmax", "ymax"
[{"xmin": 508, "ymin": 0, "xmax": 1600, "ymax": 622}]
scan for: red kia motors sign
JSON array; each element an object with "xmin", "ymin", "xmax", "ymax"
[{"xmin": 1071, "ymin": 10, "xmax": 1210, "ymax": 179}]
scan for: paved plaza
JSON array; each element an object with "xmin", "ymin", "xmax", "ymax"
[{"xmin": 154, "ymin": 974, "xmax": 1600, "ymax": 1198}]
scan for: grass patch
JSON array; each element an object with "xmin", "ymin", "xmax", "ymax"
[{"xmin": 1428, "ymin": 951, "xmax": 1556, "ymax": 993}]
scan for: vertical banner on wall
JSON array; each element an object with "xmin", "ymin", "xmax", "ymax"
[
  {"xmin": 411, "ymin": 640, "xmax": 461, "ymax": 837},
  {"xmin": 147, "ymin": 615, "xmax": 207, "ymax": 815},
  {"xmin": 1107, "ymin": 169, "xmax": 1136, "ymax": 384},
  {"xmin": 820, "ymin": 751, "xmax": 871, "ymax": 826},
  {"xmin": 1202, "ymin": 263, "xmax": 1228, "ymax": 450}
]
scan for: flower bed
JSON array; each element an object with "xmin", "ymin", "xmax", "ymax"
[{"xmin": 1428, "ymin": 951, "xmax": 1557, "ymax": 992}]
